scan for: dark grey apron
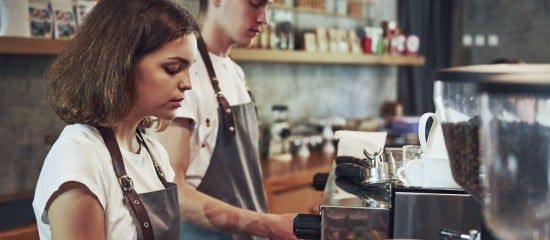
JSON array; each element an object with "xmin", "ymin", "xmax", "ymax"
[
  {"xmin": 138, "ymin": 182, "xmax": 180, "ymax": 240},
  {"xmin": 97, "ymin": 126, "xmax": 180, "ymax": 240},
  {"xmin": 180, "ymin": 37, "xmax": 268, "ymax": 240}
]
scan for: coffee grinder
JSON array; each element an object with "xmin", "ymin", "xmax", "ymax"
[{"xmin": 268, "ymin": 105, "xmax": 292, "ymax": 161}]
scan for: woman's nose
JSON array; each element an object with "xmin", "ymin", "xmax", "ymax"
[{"xmin": 178, "ymin": 74, "xmax": 192, "ymax": 92}]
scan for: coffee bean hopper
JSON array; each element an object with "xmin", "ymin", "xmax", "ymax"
[
  {"xmin": 433, "ymin": 64, "xmax": 550, "ymax": 203},
  {"xmin": 293, "ymin": 148, "xmax": 483, "ymax": 240}
]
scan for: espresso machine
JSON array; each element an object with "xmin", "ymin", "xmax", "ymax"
[{"xmin": 293, "ymin": 148, "xmax": 484, "ymax": 240}]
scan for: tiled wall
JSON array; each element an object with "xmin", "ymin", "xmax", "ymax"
[
  {"xmin": 244, "ymin": 63, "xmax": 397, "ymax": 126},
  {"xmin": 0, "ymin": 1, "xmax": 398, "ymax": 195},
  {"xmin": 0, "ymin": 55, "xmax": 65, "ymax": 195}
]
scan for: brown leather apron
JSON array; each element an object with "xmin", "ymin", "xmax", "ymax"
[
  {"xmin": 179, "ymin": 37, "xmax": 268, "ymax": 240},
  {"xmin": 97, "ymin": 126, "xmax": 180, "ymax": 240}
]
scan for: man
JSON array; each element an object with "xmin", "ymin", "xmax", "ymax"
[{"xmin": 157, "ymin": 0, "xmax": 297, "ymax": 239}]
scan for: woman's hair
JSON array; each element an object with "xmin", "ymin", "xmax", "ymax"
[{"xmin": 47, "ymin": 0, "xmax": 198, "ymax": 129}]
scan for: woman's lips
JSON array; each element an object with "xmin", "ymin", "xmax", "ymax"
[{"xmin": 169, "ymin": 98, "xmax": 183, "ymax": 108}]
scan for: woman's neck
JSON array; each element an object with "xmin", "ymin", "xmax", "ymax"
[{"xmin": 112, "ymin": 119, "xmax": 141, "ymax": 154}]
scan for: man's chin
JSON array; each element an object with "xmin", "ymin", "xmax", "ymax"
[{"xmin": 234, "ymin": 38, "xmax": 256, "ymax": 48}]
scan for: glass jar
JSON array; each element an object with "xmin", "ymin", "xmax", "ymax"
[
  {"xmin": 478, "ymin": 70, "xmax": 550, "ymax": 240},
  {"xmin": 434, "ymin": 65, "xmax": 508, "ymax": 201},
  {"xmin": 434, "ymin": 64, "xmax": 550, "ymax": 201}
]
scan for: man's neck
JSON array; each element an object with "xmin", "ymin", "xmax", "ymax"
[{"xmin": 200, "ymin": 17, "xmax": 233, "ymax": 57}]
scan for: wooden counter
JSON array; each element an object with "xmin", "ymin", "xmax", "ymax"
[{"xmin": 261, "ymin": 151, "xmax": 335, "ymax": 214}]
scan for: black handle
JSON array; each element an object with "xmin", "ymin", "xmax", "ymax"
[
  {"xmin": 312, "ymin": 173, "xmax": 329, "ymax": 191},
  {"xmin": 335, "ymin": 162, "xmax": 365, "ymax": 181},
  {"xmin": 293, "ymin": 213, "xmax": 321, "ymax": 239},
  {"xmin": 335, "ymin": 156, "xmax": 367, "ymax": 166}
]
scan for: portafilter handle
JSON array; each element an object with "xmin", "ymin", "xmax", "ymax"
[
  {"xmin": 312, "ymin": 172, "xmax": 329, "ymax": 191},
  {"xmin": 293, "ymin": 213, "xmax": 321, "ymax": 239}
]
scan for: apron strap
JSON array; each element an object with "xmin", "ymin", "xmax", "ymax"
[
  {"xmin": 96, "ymin": 126, "xmax": 155, "ymax": 240},
  {"xmin": 197, "ymin": 36, "xmax": 236, "ymax": 136},
  {"xmin": 137, "ymin": 129, "xmax": 169, "ymax": 188}
]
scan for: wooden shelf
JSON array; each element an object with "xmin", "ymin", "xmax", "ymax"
[
  {"xmin": 0, "ymin": 37, "xmax": 425, "ymax": 66},
  {"xmin": 0, "ymin": 37, "xmax": 65, "ymax": 55},
  {"xmin": 271, "ymin": 3, "xmax": 370, "ymax": 21},
  {"xmin": 231, "ymin": 48, "xmax": 425, "ymax": 66}
]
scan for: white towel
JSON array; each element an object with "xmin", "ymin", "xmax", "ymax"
[{"xmin": 334, "ymin": 130, "xmax": 387, "ymax": 159}]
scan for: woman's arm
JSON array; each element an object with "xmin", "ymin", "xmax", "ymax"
[
  {"xmin": 158, "ymin": 118, "xmax": 297, "ymax": 240},
  {"xmin": 47, "ymin": 181, "xmax": 106, "ymax": 240}
]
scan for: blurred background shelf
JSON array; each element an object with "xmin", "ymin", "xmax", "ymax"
[
  {"xmin": 0, "ymin": 37, "xmax": 64, "ymax": 55},
  {"xmin": 0, "ymin": 37, "xmax": 425, "ymax": 66},
  {"xmin": 231, "ymin": 48, "xmax": 425, "ymax": 65},
  {"xmin": 271, "ymin": 3, "xmax": 372, "ymax": 21}
]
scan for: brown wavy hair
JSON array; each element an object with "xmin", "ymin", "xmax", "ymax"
[{"xmin": 47, "ymin": 0, "xmax": 198, "ymax": 130}]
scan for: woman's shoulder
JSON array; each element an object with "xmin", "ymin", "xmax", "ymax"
[
  {"xmin": 57, "ymin": 124, "xmax": 101, "ymax": 143},
  {"xmin": 46, "ymin": 124, "xmax": 107, "ymax": 167}
]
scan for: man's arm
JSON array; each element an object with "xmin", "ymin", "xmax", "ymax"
[{"xmin": 157, "ymin": 118, "xmax": 297, "ymax": 240}]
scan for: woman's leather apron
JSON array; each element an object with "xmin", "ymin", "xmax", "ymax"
[
  {"xmin": 179, "ymin": 37, "xmax": 268, "ymax": 240},
  {"xmin": 97, "ymin": 126, "xmax": 180, "ymax": 240}
]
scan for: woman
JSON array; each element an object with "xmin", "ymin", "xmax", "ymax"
[{"xmin": 32, "ymin": 0, "xmax": 198, "ymax": 239}]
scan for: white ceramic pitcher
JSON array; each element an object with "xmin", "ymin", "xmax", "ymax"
[{"xmin": 418, "ymin": 112, "xmax": 448, "ymax": 158}]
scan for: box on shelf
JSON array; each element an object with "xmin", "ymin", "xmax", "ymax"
[
  {"xmin": 29, "ymin": 0, "xmax": 53, "ymax": 39},
  {"xmin": 347, "ymin": 2, "xmax": 365, "ymax": 18},
  {"xmin": 347, "ymin": 29, "xmax": 362, "ymax": 54},
  {"xmin": 0, "ymin": 0, "xmax": 31, "ymax": 37},
  {"xmin": 51, "ymin": 0, "xmax": 77, "ymax": 39},
  {"xmin": 334, "ymin": 0, "xmax": 347, "ymax": 15},
  {"xmin": 316, "ymin": 27, "xmax": 328, "ymax": 52},
  {"xmin": 295, "ymin": 0, "xmax": 325, "ymax": 10}
]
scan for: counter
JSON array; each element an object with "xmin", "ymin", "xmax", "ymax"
[{"xmin": 261, "ymin": 151, "xmax": 335, "ymax": 213}]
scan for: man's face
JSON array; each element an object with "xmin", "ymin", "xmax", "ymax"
[{"xmin": 215, "ymin": 0, "xmax": 271, "ymax": 47}]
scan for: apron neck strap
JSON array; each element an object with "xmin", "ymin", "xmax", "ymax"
[
  {"xmin": 197, "ymin": 36, "xmax": 236, "ymax": 136},
  {"xmin": 136, "ymin": 129, "xmax": 169, "ymax": 187},
  {"xmin": 96, "ymin": 126, "xmax": 156, "ymax": 240}
]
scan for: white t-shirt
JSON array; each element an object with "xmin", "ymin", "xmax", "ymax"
[
  {"xmin": 176, "ymin": 52, "xmax": 251, "ymax": 187},
  {"xmin": 32, "ymin": 124, "xmax": 175, "ymax": 240}
]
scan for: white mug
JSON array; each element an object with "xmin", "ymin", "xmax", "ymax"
[
  {"xmin": 397, "ymin": 154, "xmax": 461, "ymax": 188},
  {"xmin": 418, "ymin": 112, "xmax": 448, "ymax": 158}
]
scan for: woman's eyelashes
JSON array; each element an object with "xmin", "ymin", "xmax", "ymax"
[{"xmin": 163, "ymin": 62, "xmax": 187, "ymax": 75}]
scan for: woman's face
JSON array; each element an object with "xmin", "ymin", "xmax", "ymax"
[
  {"xmin": 216, "ymin": 0, "xmax": 270, "ymax": 47},
  {"xmin": 133, "ymin": 33, "xmax": 197, "ymax": 121}
]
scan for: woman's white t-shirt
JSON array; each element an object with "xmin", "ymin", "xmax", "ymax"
[
  {"xmin": 176, "ymin": 52, "xmax": 251, "ymax": 188},
  {"xmin": 32, "ymin": 124, "xmax": 175, "ymax": 240}
]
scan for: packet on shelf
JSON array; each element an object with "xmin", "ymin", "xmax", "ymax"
[
  {"xmin": 0, "ymin": 0, "xmax": 31, "ymax": 37},
  {"xmin": 316, "ymin": 27, "xmax": 328, "ymax": 52},
  {"xmin": 51, "ymin": 0, "xmax": 78, "ymax": 40},
  {"xmin": 29, "ymin": 0, "xmax": 53, "ymax": 39}
]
